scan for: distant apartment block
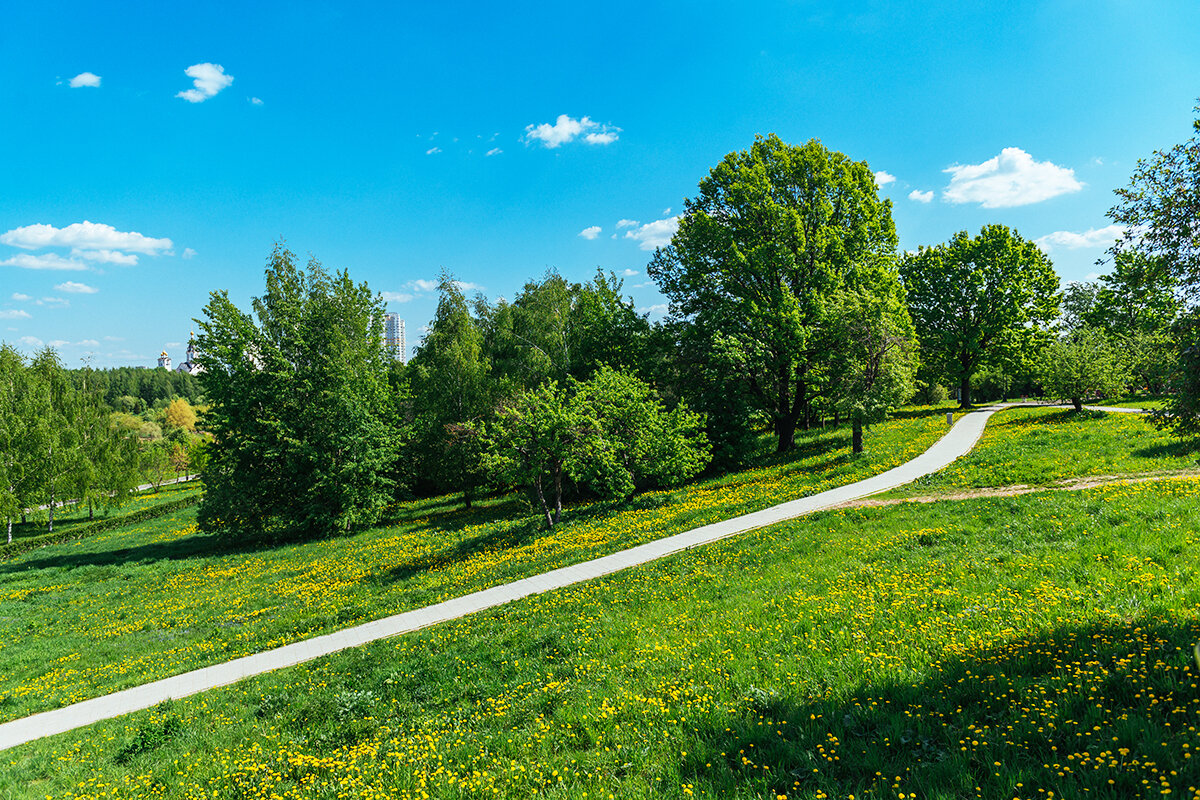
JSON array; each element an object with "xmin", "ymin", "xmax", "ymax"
[{"xmin": 384, "ymin": 313, "xmax": 406, "ymax": 363}]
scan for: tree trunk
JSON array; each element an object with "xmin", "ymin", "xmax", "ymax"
[
  {"xmin": 534, "ymin": 475, "xmax": 554, "ymax": 528},
  {"xmin": 852, "ymin": 419, "xmax": 864, "ymax": 454},
  {"xmin": 89, "ymin": 499, "xmax": 94, "ymax": 521},
  {"xmin": 6, "ymin": 518, "xmax": 10, "ymax": 545},
  {"xmin": 775, "ymin": 416, "xmax": 797, "ymax": 452},
  {"xmin": 1072, "ymin": 397, "xmax": 1083, "ymax": 412},
  {"xmin": 959, "ymin": 375, "xmax": 972, "ymax": 409},
  {"xmin": 48, "ymin": 494, "xmax": 54, "ymax": 534},
  {"xmin": 552, "ymin": 466, "xmax": 563, "ymax": 526}
]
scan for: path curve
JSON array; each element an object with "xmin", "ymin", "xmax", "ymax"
[{"xmin": 0, "ymin": 403, "xmax": 1139, "ymax": 751}]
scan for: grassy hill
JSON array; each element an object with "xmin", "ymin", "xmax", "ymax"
[{"xmin": 3, "ymin": 405, "xmax": 1198, "ymax": 798}]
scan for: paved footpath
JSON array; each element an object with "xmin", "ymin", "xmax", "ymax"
[{"xmin": 0, "ymin": 403, "xmax": 1141, "ymax": 751}]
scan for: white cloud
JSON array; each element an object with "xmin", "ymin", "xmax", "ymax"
[
  {"xmin": 486, "ymin": 148, "xmax": 502, "ymax": 156},
  {"xmin": 621, "ymin": 268, "xmax": 638, "ymax": 277},
  {"xmin": 37, "ymin": 296, "xmax": 69, "ymax": 308},
  {"xmin": 48, "ymin": 339, "xmax": 70, "ymax": 347},
  {"xmin": 426, "ymin": 147, "xmax": 442, "ymax": 155},
  {"xmin": 583, "ymin": 131, "xmax": 619, "ymax": 145},
  {"xmin": 11, "ymin": 293, "xmax": 31, "ymax": 301},
  {"xmin": 19, "ymin": 336, "xmax": 43, "ymax": 347},
  {"xmin": 0, "ymin": 310, "xmax": 31, "ymax": 319},
  {"xmin": 249, "ymin": 97, "xmax": 263, "ymax": 106},
  {"xmin": 182, "ymin": 247, "xmax": 197, "ymax": 259},
  {"xmin": 579, "ymin": 226, "xmax": 601, "ymax": 240},
  {"xmin": 78, "ymin": 339, "xmax": 99, "ymax": 347},
  {"xmin": 624, "ymin": 216, "xmax": 679, "ymax": 251},
  {"xmin": 616, "ymin": 219, "xmax": 639, "ymax": 229},
  {"xmin": 69, "ymin": 72, "xmax": 101, "ymax": 88},
  {"xmin": 380, "ymin": 291, "xmax": 414, "ymax": 303},
  {"xmin": 176, "ymin": 62, "xmax": 234, "ymax": 103},
  {"xmin": 639, "ymin": 304, "xmax": 668, "ymax": 316},
  {"xmin": 103, "ymin": 335, "xmax": 124, "ymax": 341},
  {"xmin": 55, "ymin": 281, "xmax": 98, "ymax": 294},
  {"xmin": 524, "ymin": 114, "xmax": 620, "ymax": 148},
  {"xmin": 1, "ymin": 221, "xmax": 172, "ymax": 254},
  {"xmin": 662, "ymin": 207, "xmax": 671, "ymax": 216},
  {"xmin": 71, "ymin": 248, "xmax": 138, "ymax": 265},
  {"xmin": 1035, "ymin": 224, "xmax": 1126, "ymax": 252},
  {"xmin": 455, "ymin": 281, "xmax": 484, "ymax": 292},
  {"xmin": 908, "ymin": 189, "xmax": 933, "ymax": 203},
  {"xmin": 407, "ymin": 279, "xmax": 439, "ymax": 292},
  {"xmin": 874, "ymin": 170, "xmax": 896, "ymax": 187},
  {"xmin": 943, "ymin": 147, "xmax": 1083, "ymax": 208},
  {"xmin": 1, "ymin": 253, "xmax": 89, "ymax": 271}
]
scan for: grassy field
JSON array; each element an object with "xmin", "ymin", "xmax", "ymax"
[
  {"xmin": 886, "ymin": 405, "xmax": 1199, "ymax": 497},
  {"xmin": 7, "ymin": 480, "xmax": 201, "ymax": 543},
  {"xmin": 0, "ymin": 406, "xmax": 957, "ymax": 723},
  {"xmin": 5, "ymin": 477, "xmax": 1198, "ymax": 799}
]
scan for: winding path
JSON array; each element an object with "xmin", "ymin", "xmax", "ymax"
[{"xmin": 0, "ymin": 403, "xmax": 1144, "ymax": 751}]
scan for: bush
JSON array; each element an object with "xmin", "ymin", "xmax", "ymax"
[
  {"xmin": 913, "ymin": 381, "xmax": 949, "ymax": 406},
  {"xmin": 970, "ymin": 365, "xmax": 1013, "ymax": 403}
]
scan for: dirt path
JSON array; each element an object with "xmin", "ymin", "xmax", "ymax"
[{"xmin": 833, "ymin": 468, "xmax": 1200, "ymax": 510}]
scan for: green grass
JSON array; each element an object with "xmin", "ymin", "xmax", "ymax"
[
  {"xmin": 7, "ymin": 480, "xmax": 201, "ymax": 543},
  {"xmin": 885, "ymin": 405, "xmax": 1199, "ymax": 497},
  {"xmin": 5, "ymin": 478, "xmax": 1199, "ymax": 799},
  {"xmin": 0, "ymin": 407, "xmax": 956, "ymax": 723}
]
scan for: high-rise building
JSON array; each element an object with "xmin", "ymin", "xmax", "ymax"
[{"xmin": 384, "ymin": 313, "xmax": 406, "ymax": 363}]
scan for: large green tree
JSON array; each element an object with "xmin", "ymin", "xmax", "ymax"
[
  {"xmin": 900, "ymin": 225, "xmax": 1060, "ymax": 408},
  {"xmin": 196, "ymin": 243, "xmax": 399, "ymax": 539},
  {"xmin": 1038, "ymin": 327, "xmax": 1130, "ymax": 412},
  {"xmin": 407, "ymin": 273, "xmax": 493, "ymax": 508},
  {"xmin": 1107, "ymin": 102, "xmax": 1200, "ymax": 434},
  {"xmin": 649, "ymin": 134, "xmax": 900, "ymax": 451}
]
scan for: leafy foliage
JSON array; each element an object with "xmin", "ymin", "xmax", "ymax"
[
  {"xmin": 196, "ymin": 243, "xmax": 399, "ymax": 539},
  {"xmin": 900, "ymin": 224, "xmax": 1060, "ymax": 407},
  {"xmin": 650, "ymin": 135, "xmax": 901, "ymax": 452},
  {"xmin": 1038, "ymin": 327, "xmax": 1130, "ymax": 412}
]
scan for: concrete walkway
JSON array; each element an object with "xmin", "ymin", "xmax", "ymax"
[{"xmin": 0, "ymin": 403, "xmax": 1139, "ymax": 751}]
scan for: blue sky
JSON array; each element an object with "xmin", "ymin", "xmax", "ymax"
[{"xmin": 2, "ymin": 1, "xmax": 1199, "ymax": 367}]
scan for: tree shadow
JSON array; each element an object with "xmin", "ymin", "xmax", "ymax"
[
  {"xmin": 1134, "ymin": 438, "xmax": 1200, "ymax": 460},
  {"xmin": 679, "ymin": 614, "xmax": 1198, "ymax": 799}
]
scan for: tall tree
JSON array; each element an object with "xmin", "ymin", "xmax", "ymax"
[
  {"xmin": 649, "ymin": 134, "xmax": 899, "ymax": 451},
  {"xmin": 900, "ymin": 225, "xmax": 1060, "ymax": 408},
  {"xmin": 1107, "ymin": 102, "xmax": 1200, "ymax": 434},
  {"xmin": 407, "ymin": 273, "xmax": 493, "ymax": 508},
  {"xmin": 196, "ymin": 243, "xmax": 399, "ymax": 539}
]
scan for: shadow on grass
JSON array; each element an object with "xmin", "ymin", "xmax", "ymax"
[
  {"xmin": 1134, "ymin": 437, "xmax": 1200, "ymax": 460},
  {"xmin": 681, "ymin": 615, "xmax": 1199, "ymax": 799}
]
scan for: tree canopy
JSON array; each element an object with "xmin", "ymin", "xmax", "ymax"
[
  {"xmin": 196, "ymin": 243, "xmax": 399, "ymax": 539},
  {"xmin": 649, "ymin": 134, "xmax": 903, "ymax": 452},
  {"xmin": 900, "ymin": 224, "xmax": 1060, "ymax": 408}
]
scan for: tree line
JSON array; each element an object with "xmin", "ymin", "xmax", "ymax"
[
  {"xmin": 0, "ymin": 346, "xmax": 143, "ymax": 542},
  {"xmin": 97, "ymin": 103, "xmax": 1200, "ymax": 540}
]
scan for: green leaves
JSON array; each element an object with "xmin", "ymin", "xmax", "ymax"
[
  {"xmin": 196, "ymin": 243, "xmax": 398, "ymax": 539},
  {"xmin": 900, "ymin": 224, "xmax": 1060, "ymax": 407}
]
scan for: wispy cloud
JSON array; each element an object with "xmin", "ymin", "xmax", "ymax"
[
  {"xmin": 0, "ymin": 310, "xmax": 31, "ymax": 319},
  {"xmin": 621, "ymin": 268, "xmax": 638, "ymax": 277},
  {"xmin": 176, "ymin": 62, "xmax": 234, "ymax": 103},
  {"xmin": 426, "ymin": 147, "xmax": 442, "ymax": 155},
  {"xmin": 1035, "ymin": 224, "xmax": 1126, "ymax": 252},
  {"xmin": 524, "ymin": 114, "xmax": 620, "ymax": 148},
  {"xmin": 624, "ymin": 217, "xmax": 679, "ymax": 251},
  {"xmin": 616, "ymin": 219, "xmax": 639, "ymax": 229},
  {"xmin": 249, "ymin": 96, "xmax": 263, "ymax": 106},
  {"xmin": 579, "ymin": 226, "xmax": 601, "ymax": 240},
  {"xmin": 55, "ymin": 281, "xmax": 99, "ymax": 294},
  {"xmin": 69, "ymin": 72, "xmax": 101, "ymax": 88},
  {"xmin": 381, "ymin": 291, "xmax": 414, "ymax": 303},
  {"xmin": 874, "ymin": 171, "xmax": 896, "ymax": 187},
  {"xmin": 486, "ymin": 148, "xmax": 502, "ymax": 157},
  {"xmin": 1, "ymin": 253, "xmax": 89, "ymax": 271},
  {"xmin": 11, "ymin": 293, "xmax": 31, "ymax": 301},
  {"xmin": 638, "ymin": 303, "xmax": 668, "ymax": 316},
  {"xmin": 943, "ymin": 147, "xmax": 1083, "ymax": 208}
]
